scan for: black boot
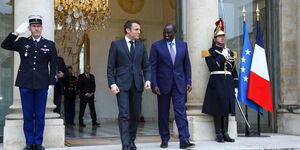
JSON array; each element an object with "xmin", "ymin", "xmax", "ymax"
[
  {"xmin": 222, "ymin": 116, "xmax": 235, "ymax": 142},
  {"xmin": 214, "ymin": 116, "xmax": 224, "ymax": 143}
]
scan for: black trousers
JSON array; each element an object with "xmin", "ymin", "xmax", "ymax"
[
  {"xmin": 78, "ymin": 96, "xmax": 97, "ymax": 123},
  {"xmin": 64, "ymin": 95, "xmax": 76, "ymax": 123},
  {"xmin": 53, "ymin": 84, "xmax": 62, "ymax": 113},
  {"xmin": 116, "ymin": 82, "xmax": 142, "ymax": 147}
]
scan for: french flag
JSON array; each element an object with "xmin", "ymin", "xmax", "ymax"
[{"xmin": 247, "ymin": 21, "xmax": 273, "ymax": 113}]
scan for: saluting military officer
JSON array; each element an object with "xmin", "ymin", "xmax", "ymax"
[
  {"xmin": 202, "ymin": 18, "xmax": 238, "ymax": 143},
  {"xmin": 1, "ymin": 15, "xmax": 57, "ymax": 150}
]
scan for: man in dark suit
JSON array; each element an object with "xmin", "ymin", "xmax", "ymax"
[
  {"xmin": 77, "ymin": 65, "xmax": 100, "ymax": 127},
  {"xmin": 53, "ymin": 56, "xmax": 67, "ymax": 114},
  {"xmin": 1, "ymin": 15, "xmax": 57, "ymax": 150},
  {"xmin": 107, "ymin": 20, "xmax": 151, "ymax": 150},
  {"xmin": 149, "ymin": 24, "xmax": 194, "ymax": 149}
]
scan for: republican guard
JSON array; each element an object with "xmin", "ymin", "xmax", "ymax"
[{"xmin": 202, "ymin": 18, "xmax": 238, "ymax": 143}]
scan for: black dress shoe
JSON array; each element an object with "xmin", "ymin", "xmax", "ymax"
[
  {"xmin": 223, "ymin": 133, "xmax": 235, "ymax": 142},
  {"xmin": 160, "ymin": 140, "xmax": 168, "ymax": 148},
  {"xmin": 216, "ymin": 134, "xmax": 225, "ymax": 143},
  {"xmin": 92, "ymin": 122, "xmax": 100, "ymax": 126},
  {"xmin": 23, "ymin": 145, "xmax": 34, "ymax": 150},
  {"xmin": 180, "ymin": 141, "xmax": 195, "ymax": 149},
  {"xmin": 129, "ymin": 141, "xmax": 137, "ymax": 150},
  {"xmin": 35, "ymin": 145, "xmax": 45, "ymax": 150},
  {"xmin": 122, "ymin": 146, "xmax": 129, "ymax": 150},
  {"xmin": 79, "ymin": 122, "xmax": 86, "ymax": 127}
]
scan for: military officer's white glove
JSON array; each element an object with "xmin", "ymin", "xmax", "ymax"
[
  {"xmin": 222, "ymin": 48, "xmax": 230, "ymax": 59},
  {"xmin": 235, "ymin": 88, "xmax": 238, "ymax": 99},
  {"xmin": 48, "ymin": 85, "xmax": 54, "ymax": 94},
  {"xmin": 15, "ymin": 22, "xmax": 29, "ymax": 35}
]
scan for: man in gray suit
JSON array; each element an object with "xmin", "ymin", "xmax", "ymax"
[{"xmin": 107, "ymin": 20, "xmax": 151, "ymax": 150}]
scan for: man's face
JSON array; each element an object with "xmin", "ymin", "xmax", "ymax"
[
  {"xmin": 126, "ymin": 23, "xmax": 141, "ymax": 40},
  {"xmin": 29, "ymin": 24, "xmax": 43, "ymax": 38},
  {"xmin": 214, "ymin": 35, "xmax": 225, "ymax": 45},
  {"xmin": 68, "ymin": 68, "xmax": 73, "ymax": 74},
  {"xmin": 85, "ymin": 65, "xmax": 91, "ymax": 73},
  {"xmin": 163, "ymin": 26, "xmax": 175, "ymax": 42}
]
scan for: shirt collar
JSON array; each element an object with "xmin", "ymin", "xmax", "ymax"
[
  {"xmin": 125, "ymin": 36, "xmax": 135, "ymax": 43},
  {"xmin": 167, "ymin": 38, "xmax": 176, "ymax": 45},
  {"xmin": 32, "ymin": 36, "xmax": 41, "ymax": 42}
]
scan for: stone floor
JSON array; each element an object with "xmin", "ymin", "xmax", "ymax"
[
  {"xmin": 49, "ymin": 134, "xmax": 300, "ymax": 150},
  {"xmin": 2, "ymin": 121, "xmax": 300, "ymax": 149}
]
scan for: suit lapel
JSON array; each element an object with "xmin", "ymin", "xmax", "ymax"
[
  {"xmin": 133, "ymin": 41, "xmax": 140, "ymax": 61},
  {"xmin": 121, "ymin": 38, "xmax": 131, "ymax": 60},
  {"xmin": 174, "ymin": 39, "xmax": 181, "ymax": 66}
]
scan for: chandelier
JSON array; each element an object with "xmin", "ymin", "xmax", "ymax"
[{"xmin": 55, "ymin": 0, "xmax": 110, "ymax": 31}]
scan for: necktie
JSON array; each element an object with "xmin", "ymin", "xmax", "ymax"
[
  {"xmin": 129, "ymin": 40, "xmax": 135, "ymax": 59},
  {"xmin": 34, "ymin": 40, "xmax": 38, "ymax": 48},
  {"xmin": 86, "ymin": 74, "xmax": 90, "ymax": 79},
  {"xmin": 169, "ymin": 42, "xmax": 175, "ymax": 64}
]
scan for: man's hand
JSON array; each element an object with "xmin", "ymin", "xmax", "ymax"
[
  {"xmin": 151, "ymin": 86, "xmax": 161, "ymax": 95},
  {"xmin": 144, "ymin": 81, "xmax": 151, "ymax": 90},
  {"xmin": 187, "ymin": 85, "xmax": 192, "ymax": 93},
  {"xmin": 110, "ymin": 84, "xmax": 120, "ymax": 94},
  {"xmin": 15, "ymin": 22, "xmax": 29, "ymax": 35},
  {"xmin": 57, "ymin": 71, "xmax": 64, "ymax": 78},
  {"xmin": 222, "ymin": 48, "xmax": 229, "ymax": 59}
]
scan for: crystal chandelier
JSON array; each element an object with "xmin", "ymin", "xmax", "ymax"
[{"xmin": 55, "ymin": 0, "xmax": 110, "ymax": 31}]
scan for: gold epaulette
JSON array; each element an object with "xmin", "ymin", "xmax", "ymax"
[
  {"xmin": 233, "ymin": 51, "xmax": 237, "ymax": 59},
  {"xmin": 201, "ymin": 50, "xmax": 211, "ymax": 58}
]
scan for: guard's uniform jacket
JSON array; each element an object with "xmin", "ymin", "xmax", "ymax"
[
  {"xmin": 64, "ymin": 74, "xmax": 78, "ymax": 99},
  {"xmin": 1, "ymin": 33, "xmax": 57, "ymax": 89},
  {"xmin": 202, "ymin": 45, "xmax": 238, "ymax": 116}
]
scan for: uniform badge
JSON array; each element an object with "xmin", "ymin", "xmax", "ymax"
[
  {"xmin": 25, "ymin": 45, "xmax": 30, "ymax": 49},
  {"xmin": 43, "ymin": 45, "xmax": 47, "ymax": 48},
  {"xmin": 24, "ymin": 52, "xmax": 28, "ymax": 57}
]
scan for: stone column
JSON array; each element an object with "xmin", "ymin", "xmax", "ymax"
[
  {"xmin": 3, "ymin": 0, "xmax": 64, "ymax": 149},
  {"xmin": 277, "ymin": 0, "xmax": 300, "ymax": 135},
  {"xmin": 176, "ymin": 0, "xmax": 237, "ymax": 140}
]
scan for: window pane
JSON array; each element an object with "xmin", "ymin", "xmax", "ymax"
[{"xmin": 0, "ymin": 0, "xmax": 14, "ymax": 136}]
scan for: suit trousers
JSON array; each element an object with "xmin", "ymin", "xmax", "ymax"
[
  {"xmin": 19, "ymin": 87, "xmax": 48, "ymax": 145},
  {"xmin": 53, "ymin": 83, "xmax": 62, "ymax": 113},
  {"xmin": 116, "ymin": 82, "xmax": 142, "ymax": 147},
  {"xmin": 78, "ymin": 96, "xmax": 97, "ymax": 123},
  {"xmin": 157, "ymin": 83, "xmax": 190, "ymax": 142}
]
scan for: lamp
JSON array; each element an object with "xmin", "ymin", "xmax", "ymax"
[{"xmin": 55, "ymin": 0, "xmax": 110, "ymax": 31}]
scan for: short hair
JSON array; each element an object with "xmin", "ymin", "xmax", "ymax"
[
  {"xmin": 124, "ymin": 20, "xmax": 141, "ymax": 34},
  {"xmin": 67, "ymin": 66, "xmax": 73, "ymax": 69},
  {"xmin": 165, "ymin": 23, "xmax": 177, "ymax": 33}
]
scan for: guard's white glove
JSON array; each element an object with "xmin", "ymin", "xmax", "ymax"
[
  {"xmin": 235, "ymin": 88, "xmax": 238, "ymax": 99},
  {"xmin": 15, "ymin": 22, "xmax": 29, "ymax": 35},
  {"xmin": 222, "ymin": 48, "xmax": 229, "ymax": 59},
  {"xmin": 48, "ymin": 85, "xmax": 54, "ymax": 94}
]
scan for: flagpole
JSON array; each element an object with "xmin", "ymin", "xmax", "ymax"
[
  {"xmin": 256, "ymin": 2, "xmax": 261, "ymax": 137},
  {"xmin": 242, "ymin": 5, "xmax": 251, "ymax": 137}
]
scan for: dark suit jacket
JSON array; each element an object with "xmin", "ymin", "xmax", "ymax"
[
  {"xmin": 149, "ymin": 39, "xmax": 191, "ymax": 94},
  {"xmin": 1, "ymin": 33, "xmax": 57, "ymax": 89},
  {"xmin": 77, "ymin": 73, "xmax": 96, "ymax": 99},
  {"xmin": 55, "ymin": 56, "xmax": 67, "ymax": 93},
  {"xmin": 107, "ymin": 38, "xmax": 151, "ymax": 92}
]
